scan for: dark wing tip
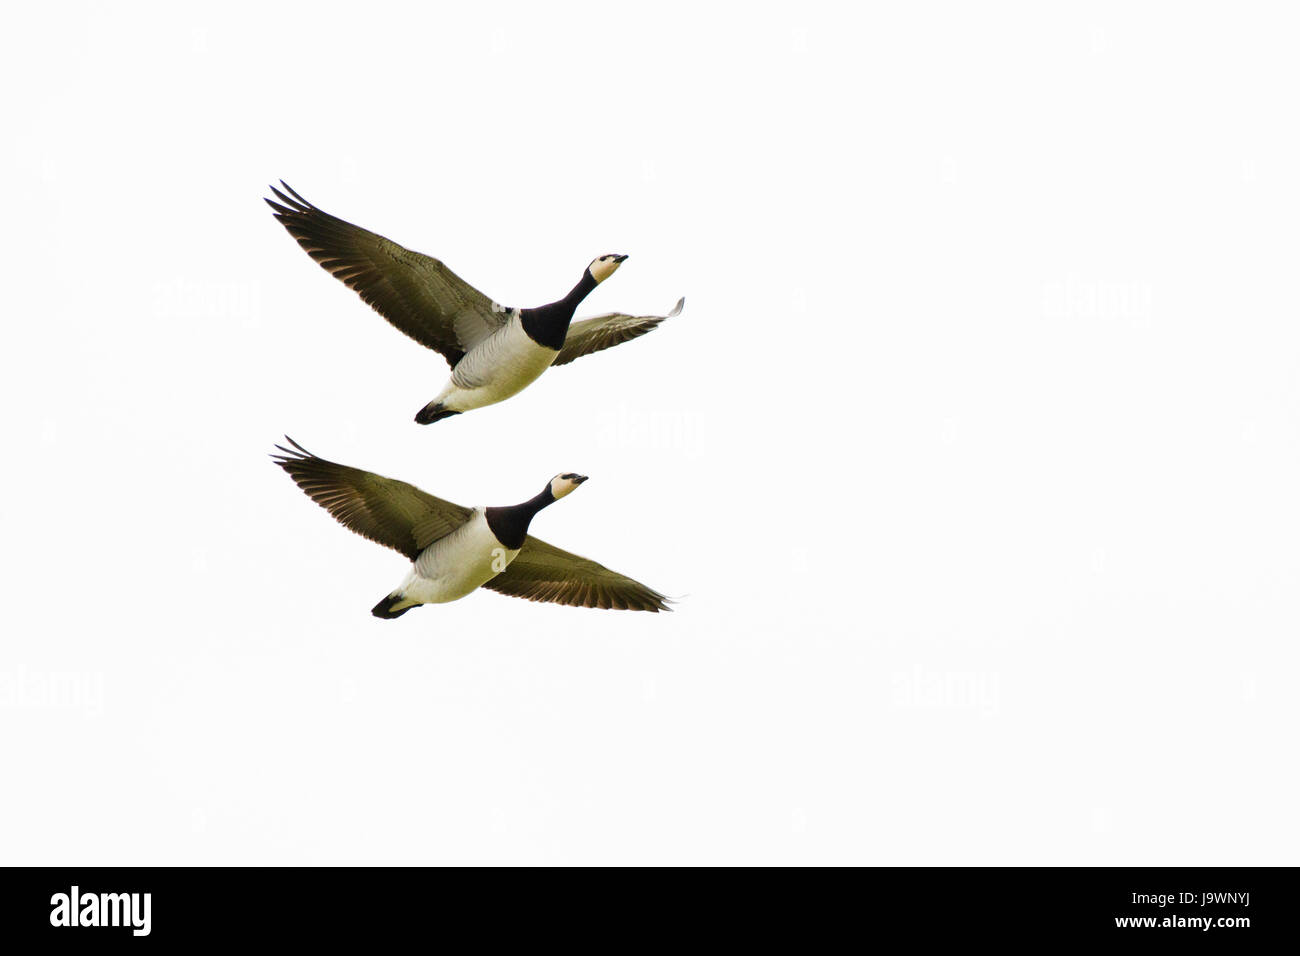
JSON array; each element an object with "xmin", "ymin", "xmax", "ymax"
[
  {"xmin": 595, "ymin": 582, "xmax": 674, "ymax": 612},
  {"xmin": 266, "ymin": 182, "xmax": 312, "ymax": 214},
  {"xmin": 270, "ymin": 435, "xmax": 315, "ymax": 467},
  {"xmin": 278, "ymin": 180, "xmax": 311, "ymax": 205},
  {"xmin": 647, "ymin": 592, "xmax": 675, "ymax": 612}
]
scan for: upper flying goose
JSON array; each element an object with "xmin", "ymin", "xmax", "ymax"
[
  {"xmin": 265, "ymin": 182, "xmax": 684, "ymax": 424},
  {"xmin": 271, "ymin": 438, "xmax": 671, "ymax": 616}
]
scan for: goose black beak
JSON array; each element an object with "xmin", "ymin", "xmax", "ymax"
[
  {"xmin": 612, "ymin": 254, "xmax": 628, "ymax": 263},
  {"xmin": 573, "ymin": 475, "xmax": 589, "ymax": 484}
]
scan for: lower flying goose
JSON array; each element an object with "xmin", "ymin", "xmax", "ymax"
[
  {"xmin": 271, "ymin": 438, "xmax": 671, "ymax": 616},
  {"xmin": 265, "ymin": 182, "xmax": 684, "ymax": 424}
]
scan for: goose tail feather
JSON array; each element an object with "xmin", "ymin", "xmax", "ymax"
[
  {"xmin": 371, "ymin": 594, "xmax": 415, "ymax": 619},
  {"xmin": 414, "ymin": 402, "xmax": 461, "ymax": 425}
]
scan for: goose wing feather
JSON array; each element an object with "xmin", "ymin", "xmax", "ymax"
[
  {"xmin": 271, "ymin": 437, "xmax": 472, "ymax": 560},
  {"xmin": 265, "ymin": 182, "xmax": 505, "ymax": 366},
  {"xmin": 481, "ymin": 535, "xmax": 672, "ymax": 612},
  {"xmin": 552, "ymin": 297, "xmax": 684, "ymax": 367}
]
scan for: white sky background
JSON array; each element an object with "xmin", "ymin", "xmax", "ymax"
[{"xmin": 2, "ymin": 2, "xmax": 1297, "ymax": 865}]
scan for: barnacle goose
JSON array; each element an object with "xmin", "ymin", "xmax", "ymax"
[
  {"xmin": 271, "ymin": 438, "xmax": 671, "ymax": 616},
  {"xmin": 265, "ymin": 183, "xmax": 684, "ymax": 424}
]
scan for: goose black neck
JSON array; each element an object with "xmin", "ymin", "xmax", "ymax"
[
  {"xmin": 520, "ymin": 271, "xmax": 597, "ymax": 350},
  {"xmin": 484, "ymin": 488, "xmax": 555, "ymax": 550}
]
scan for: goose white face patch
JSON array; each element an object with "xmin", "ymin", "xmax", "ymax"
[
  {"xmin": 589, "ymin": 255, "xmax": 625, "ymax": 283},
  {"xmin": 549, "ymin": 473, "xmax": 588, "ymax": 500}
]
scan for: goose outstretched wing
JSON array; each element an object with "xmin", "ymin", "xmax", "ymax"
[
  {"xmin": 271, "ymin": 438, "xmax": 472, "ymax": 560},
  {"xmin": 266, "ymin": 182, "xmax": 506, "ymax": 366},
  {"xmin": 481, "ymin": 535, "xmax": 672, "ymax": 612},
  {"xmin": 552, "ymin": 298, "xmax": 684, "ymax": 367}
]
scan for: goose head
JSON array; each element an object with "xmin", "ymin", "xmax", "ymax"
[
  {"xmin": 588, "ymin": 254, "xmax": 628, "ymax": 284},
  {"xmin": 547, "ymin": 472, "xmax": 589, "ymax": 501}
]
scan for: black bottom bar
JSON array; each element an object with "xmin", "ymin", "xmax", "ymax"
[{"xmin": 0, "ymin": 866, "xmax": 1288, "ymax": 944}]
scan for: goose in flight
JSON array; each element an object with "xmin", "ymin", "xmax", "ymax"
[
  {"xmin": 265, "ymin": 183, "xmax": 684, "ymax": 424},
  {"xmin": 271, "ymin": 438, "xmax": 672, "ymax": 616}
]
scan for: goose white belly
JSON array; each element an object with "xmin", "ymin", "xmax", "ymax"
[
  {"xmin": 436, "ymin": 316, "xmax": 559, "ymax": 412},
  {"xmin": 396, "ymin": 511, "xmax": 519, "ymax": 605}
]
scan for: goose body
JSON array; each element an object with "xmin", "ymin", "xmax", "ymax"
[
  {"xmin": 395, "ymin": 510, "xmax": 517, "ymax": 608},
  {"xmin": 271, "ymin": 438, "xmax": 671, "ymax": 617},
  {"xmin": 431, "ymin": 309, "xmax": 565, "ymax": 417},
  {"xmin": 265, "ymin": 182, "xmax": 684, "ymax": 424}
]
